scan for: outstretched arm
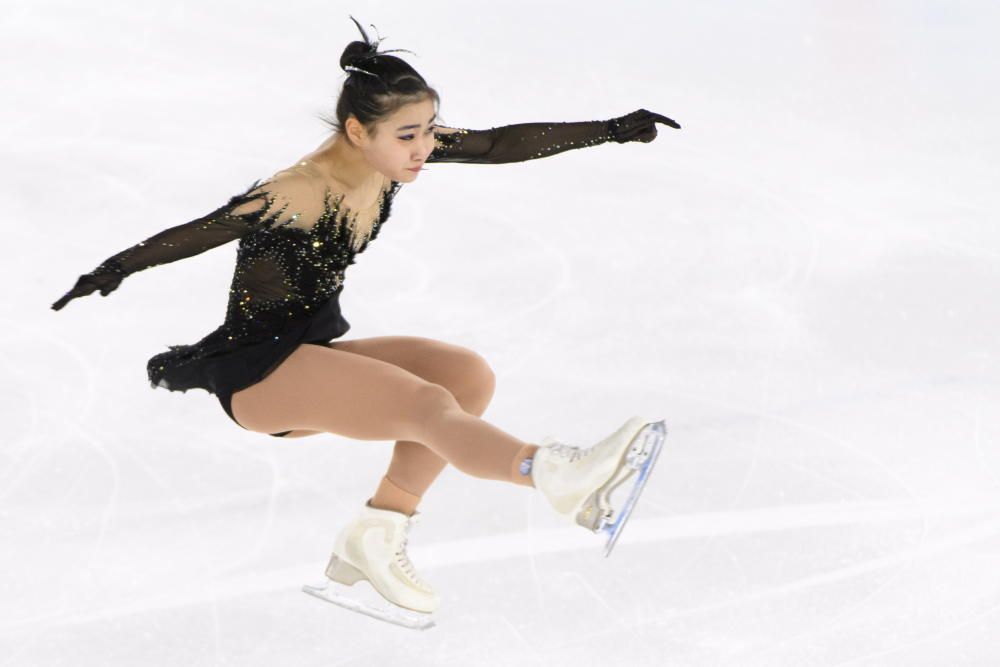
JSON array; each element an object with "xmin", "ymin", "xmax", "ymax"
[
  {"xmin": 426, "ymin": 121, "xmax": 613, "ymax": 164},
  {"xmin": 426, "ymin": 109, "xmax": 681, "ymax": 165},
  {"xmin": 51, "ymin": 177, "xmax": 291, "ymax": 311}
]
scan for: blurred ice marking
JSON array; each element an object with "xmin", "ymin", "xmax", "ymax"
[{"xmin": 5, "ymin": 495, "xmax": 998, "ymax": 634}]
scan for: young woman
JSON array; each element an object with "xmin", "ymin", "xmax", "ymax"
[{"xmin": 51, "ymin": 16, "xmax": 679, "ymax": 629}]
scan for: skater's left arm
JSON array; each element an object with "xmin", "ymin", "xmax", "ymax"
[{"xmin": 426, "ymin": 109, "xmax": 681, "ymax": 165}]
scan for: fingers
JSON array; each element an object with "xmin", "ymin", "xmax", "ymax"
[
  {"xmin": 611, "ymin": 108, "xmax": 680, "ymax": 144},
  {"xmin": 650, "ymin": 111, "xmax": 680, "ymax": 129},
  {"xmin": 51, "ymin": 277, "xmax": 101, "ymax": 311},
  {"xmin": 634, "ymin": 108, "xmax": 680, "ymax": 129},
  {"xmin": 51, "ymin": 288, "xmax": 84, "ymax": 311}
]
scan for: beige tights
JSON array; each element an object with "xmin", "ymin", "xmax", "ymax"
[{"xmin": 230, "ymin": 335, "xmax": 540, "ymax": 516}]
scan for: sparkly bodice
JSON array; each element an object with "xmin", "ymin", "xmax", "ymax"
[{"xmin": 218, "ymin": 167, "xmax": 401, "ymax": 340}]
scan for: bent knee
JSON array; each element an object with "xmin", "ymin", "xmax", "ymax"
[
  {"xmin": 453, "ymin": 349, "xmax": 497, "ymax": 405},
  {"xmin": 410, "ymin": 382, "xmax": 463, "ymax": 434}
]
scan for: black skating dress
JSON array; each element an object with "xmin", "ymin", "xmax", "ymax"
[{"xmin": 70, "ymin": 120, "xmax": 618, "ymax": 436}]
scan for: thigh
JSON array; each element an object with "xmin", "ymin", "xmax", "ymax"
[
  {"xmin": 325, "ymin": 335, "xmax": 495, "ymax": 400},
  {"xmin": 229, "ymin": 342, "xmax": 457, "ymax": 440}
]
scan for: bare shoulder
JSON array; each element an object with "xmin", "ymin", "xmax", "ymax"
[{"xmin": 230, "ymin": 164, "xmax": 322, "ymax": 221}]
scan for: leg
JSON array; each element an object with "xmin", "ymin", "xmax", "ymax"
[
  {"xmin": 229, "ymin": 343, "xmax": 539, "ymax": 488},
  {"xmin": 325, "ymin": 336, "xmax": 501, "ymax": 515}
]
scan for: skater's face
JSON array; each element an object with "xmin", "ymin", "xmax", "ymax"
[{"xmin": 351, "ymin": 98, "xmax": 437, "ymax": 183}]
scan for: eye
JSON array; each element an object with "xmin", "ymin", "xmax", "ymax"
[{"xmin": 399, "ymin": 126, "xmax": 437, "ymax": 141}]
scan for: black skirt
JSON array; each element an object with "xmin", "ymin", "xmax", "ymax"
[{"xmin": 146, "ymin": 292, "xmax": 352, "ymax": 398}]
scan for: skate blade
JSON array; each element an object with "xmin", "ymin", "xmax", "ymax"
[
  {"xmin": 600, "ymin": 420, "xmax": 667, "ymax": 557},
  {"xmin": 575, "ymin": 420, "xmax": 662, "ymax": 532},
  {"xmin": 302, "ymin": 579, "xmax": 436, "ymax": 631}
]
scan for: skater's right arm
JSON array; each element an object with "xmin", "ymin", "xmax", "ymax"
[{"xmin": 51, "ymin": 173, "xmax": 311, "ymax": 311}]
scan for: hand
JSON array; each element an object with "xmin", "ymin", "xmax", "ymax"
[
  {"xmin": 51, "ymin": 262, "xmax": 126, "ymax": 311},
  {"xmin": 607, "ymin": 108, "xmax": 681, "ymax": 144}
]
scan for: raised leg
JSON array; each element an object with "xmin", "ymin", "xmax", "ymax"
[
  {"xmin": 229, "ymin": 342, "xmax": 539, "ymax": 493},
  {"xmin": 325, "ymin": 335, "xmax": 520, "ymax": 516}
]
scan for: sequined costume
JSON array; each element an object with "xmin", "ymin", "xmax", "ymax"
[{"xmin": 72, "ymin": 120, "xmax": 623, "ymax": 436}]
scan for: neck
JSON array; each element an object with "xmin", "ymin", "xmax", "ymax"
[{"xmin": 311, "ymin": 133, "xmax": 380, "ymax": 190}]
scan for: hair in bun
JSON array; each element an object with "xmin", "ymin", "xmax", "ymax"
[
  {"xmin": 340, "ymin": 41, "xmax": 372, "ymax": 71},
  {"xmin": 319, "ymin": 16, "xmax": 442, "ymax": 143}
]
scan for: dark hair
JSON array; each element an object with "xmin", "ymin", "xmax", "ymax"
[{"xmin": 318, "ymin": 16, "xmax": 442, "ymax": 144}]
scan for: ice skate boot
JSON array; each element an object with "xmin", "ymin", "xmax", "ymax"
[
  {"xmin": 302, "ymin": 500, "xmax": 439, "ymax": 630},
  {"xmin": 532, "ymin": 415, "xmax": 667, "ymax": 557}
]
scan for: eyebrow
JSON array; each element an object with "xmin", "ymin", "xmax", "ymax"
[{"xmin": 396, "ymin": 114, "xmax": 437, "ymax": 131}]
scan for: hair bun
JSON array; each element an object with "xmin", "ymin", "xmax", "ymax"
[{"xmin": 340, "ymin": 41, "xmax": 373, "ymax": 71}]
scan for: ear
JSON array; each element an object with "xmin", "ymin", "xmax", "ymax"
[{"xmin": 344, "ymin": 115, "xmax": 370, "ymax": 146}]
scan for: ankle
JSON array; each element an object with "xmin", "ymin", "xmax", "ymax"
[
  {"xmin": 370, "ymin": 475, "xmax": 421, "ymax": 516},
  {"xmin": 511, "ymin": 443, "xmax": 540, "ymax": 487}
]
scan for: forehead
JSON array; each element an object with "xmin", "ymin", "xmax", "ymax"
[{"xmin": 385, "ymin": 98, "xmax": 437, "ymax": 123}]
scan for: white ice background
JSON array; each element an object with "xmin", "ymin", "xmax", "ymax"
[{"xmin": 3, "ymin": 1, "xmax": 1000, "ymax": 665}]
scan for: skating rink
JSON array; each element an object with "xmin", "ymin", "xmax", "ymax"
[{"xmin": 5, "ymin": 1, "xmax": 1000, "ymax": 664}]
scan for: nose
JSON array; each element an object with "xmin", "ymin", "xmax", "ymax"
[{"xmin": 419, "ymin": 132, "xmax": 435, "ymax": 158}]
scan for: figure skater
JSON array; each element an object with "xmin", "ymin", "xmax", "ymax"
[{"xmin": 51, "ymin": 16, "xmax": 679, "ymax": 630}]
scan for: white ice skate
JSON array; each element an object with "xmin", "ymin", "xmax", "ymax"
[
  {"xmin": 302, "ymin": 500, "xmax": 439, "ymax": 630},
  {"xmin": 532, "ymin": 415, "xmax": 667, "ymax": 557}
]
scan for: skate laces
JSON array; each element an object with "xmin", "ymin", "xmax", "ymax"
[
  {"xmin": 547, "ymin": 440, "xmax": 595, "ymax": 463},
  {"xmin": 394, "ymin": 517, "xmax": 426, "ymax": 587}
]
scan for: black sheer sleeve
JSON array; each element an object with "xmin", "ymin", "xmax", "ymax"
[
  {"xmin": 51, "ymin": 178, "xmax": 291, "ymax": 310},
  {"xmin": 426, "ymin": 120, "xmax": 615, "ymax": 164},
  {"xmin": 426, "ymin": 109, "xmax": 682, "ymax": 165}
]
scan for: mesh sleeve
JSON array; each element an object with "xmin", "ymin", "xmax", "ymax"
[
  {"xmin": 426, "ymin": 120, "xmax": 615, "ymax": 165},
  {"xmin": 92, "ymin": 170, "xmax": 320, "ymax": 278},
  {"xmin": 91, "ymin": 181, "xmax": 267, "ymax": 278}
]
